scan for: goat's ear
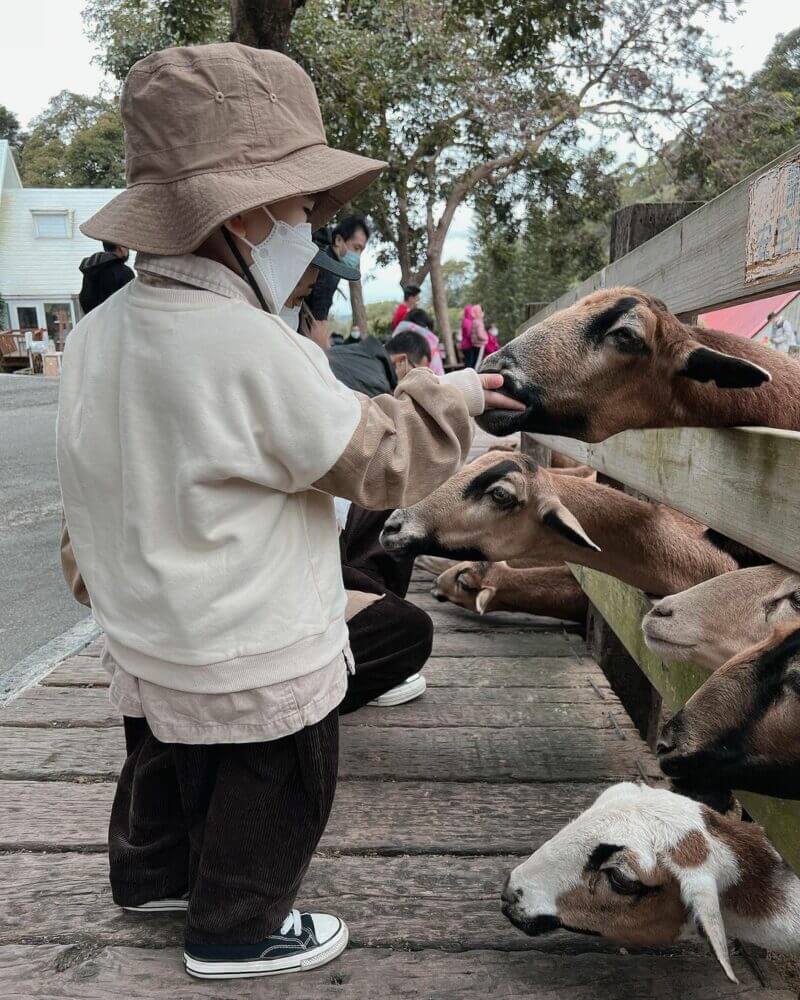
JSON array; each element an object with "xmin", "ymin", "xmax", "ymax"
[
  {"xmin": 540, "ymin": 500, "xmax": 601, "ymax": 552},
  {"xmin": 475, "ymin": 587, "xmax": 496, "ymax": 615},
  {"xmin": 678, "ymin": 346, "xmax": 771, "ymax": 389},
  {"xmin": 415, "ymin": 555, "xmax": 458, "ymax": 577},
  {"xmin": 679, "ymin": 872, "xmax": 738, "ymax": 983}
]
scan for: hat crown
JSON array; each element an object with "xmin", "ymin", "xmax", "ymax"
[{"xmin": 121, "ymin": 42, "xmax": 327, "ymax": 186}]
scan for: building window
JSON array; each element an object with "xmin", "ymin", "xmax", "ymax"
[{"xmin": 31, "ymin": 210, "xmax": 72, "ymax": 238}]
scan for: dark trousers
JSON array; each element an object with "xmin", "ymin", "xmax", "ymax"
[
  {"xmin": 109, "ymin": 508, "xmax": 430, "ymax": 943},
  {"xmin": 110, "ymin": 711, "xmax": 338, "ymax": 946}
]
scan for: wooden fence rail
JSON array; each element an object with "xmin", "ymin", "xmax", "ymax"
[{"xmin": 517, "ymin": 141, "xmax": 800, "ymax": 873}]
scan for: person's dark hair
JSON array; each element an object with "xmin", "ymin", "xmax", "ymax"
[
  {"xmin": 102, "ymin": 241, "xmax": 122, "ymax": 252},
  {"xmin": 406, "ymin": 308, "xmax": 433, "ymax": 330},
  {"xmin": 403, "ymin": 284, "xmax": 422, "ymax": 301},
  {"xmin": 333, "ymin": 213, "xmax": 370, "ymax": 244},
  {"xmin": 385, "ymin": 329, "xmax": 432, "ymax": 365}
]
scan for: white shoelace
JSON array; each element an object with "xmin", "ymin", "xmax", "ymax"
[{"xmin": 280, "ymin": 909, "xmax": 302, "ymax": 936}]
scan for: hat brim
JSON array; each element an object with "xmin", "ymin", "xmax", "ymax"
[
  {"xmin": 80, "ymin": 143, "xmax": 386, "ymax": 256},
  {"xmin": 312, "ymin": 248, "xmax": 360, "ymax": 282}
]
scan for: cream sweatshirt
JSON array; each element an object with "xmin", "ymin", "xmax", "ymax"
[{"xmin": 57, "ymin": 266, "xmax": 483, "ymax": 694}]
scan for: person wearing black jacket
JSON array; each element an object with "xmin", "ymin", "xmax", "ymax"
[
  {"xmin": 304, "ymin": 214, "xmax": 370, "ymax": 347},
  {"xmin": 78, "ymin": 242, "xmax": 135, "ymax": 314}
]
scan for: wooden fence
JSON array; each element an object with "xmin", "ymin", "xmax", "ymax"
[{"xmin": 521, "ymin": 140, "xmax": 800, "ymax": 872}]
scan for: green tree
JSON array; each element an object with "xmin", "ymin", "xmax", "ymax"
[
  {"xmin": 83, "ymin": 0, "xmax": 228, "ymax": 81},
  {"xmin": 290, "ymin": 0, "xmax": 739, "ymax": 360},
  {"xmin": 17, "ymin": 91, "xmax": 124, "ymax": 187},
  {"xmin": 0, "ymin": 105, "xmax": 22, "ymax": 148},
  {"xmin": 669, "ymin": 27, "xmax": 800, "ymax": 201},
  {"xmin": 469, "ymin": 147, "xmax": 618, "ymax": 340}
]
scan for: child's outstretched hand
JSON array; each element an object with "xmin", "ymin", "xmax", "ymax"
[{"xmin": 479, "ymin": 373, "xmax": 526, "ymax": 412}]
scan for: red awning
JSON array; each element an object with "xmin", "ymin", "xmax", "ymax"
[{"xmin": 700, "ymin": 292, "xmax": 799, "ymax": 340}]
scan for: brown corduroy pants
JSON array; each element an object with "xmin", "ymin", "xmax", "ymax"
[{"xmin": 109, "ymin": 710, "xmax": 338, "ymax": 946}]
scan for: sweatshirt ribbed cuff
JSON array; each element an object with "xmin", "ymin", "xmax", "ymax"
[{"xmin": 439, "ymin": 368, "xmax": 485, "ymax": 416}]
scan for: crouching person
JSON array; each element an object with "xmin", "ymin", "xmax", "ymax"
[{"xmin": 56, "ymin": 43, "xmax": 522, "ymax": 981}]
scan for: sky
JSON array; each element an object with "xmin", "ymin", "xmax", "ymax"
[{"xmin": 1, "ymin": 1, "xmax": 798, "ymax": 313}]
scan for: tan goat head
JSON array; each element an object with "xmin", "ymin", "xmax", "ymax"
[
  {"xmin": 476, "ymin": 287, "xmax": 787, "ymax": 442},
  {"xmin": 643, "ymin": 564, "xmax": 800, "ymax": 670},
  {"xmin": 380, "ymin": 451, "xmax": 601, "ymax": 564}
]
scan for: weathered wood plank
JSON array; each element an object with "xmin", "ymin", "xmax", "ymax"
[
  {"xmin": 42, "ymin": 655, "xmax": 610, "ymax": 691},
  {"xmin": 0, "ymin": 780, "xmax": 606, "ymax": 855},
  {"xmin": 0, "ymin": 723, "xmax": 656, "ymax": 783},
  {"xmin": 0, "ymin": 851, "xmax": 694, "ymax": 957},
  {"xmin": 530, "ymin": 427, "xmax": 800, "ymax": 576},
  {"xmin": 571, "ymin": 564, "xmax": 800, "ymax": 874},
  {"xmin": 0, "ymin": 945, "xmax": 785, "ymax": 999},
  {"xmin": 0, "ymin": 684, "xmax": 631, "ymax": 730},
  {"xmin": 431, "ymin": 631, "xmax": 579, "ymax": 656},
  {"xmin": 526, "ymin": 142, "xmax": 800, "ymax": 326}
]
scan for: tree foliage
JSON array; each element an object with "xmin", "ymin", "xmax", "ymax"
[
  {"xmin": 0, "ymin": 105, "xmax": 22, "ymax": 148},
  {"xmin": 82, "ymin": 0, "xmax": 229, "ymax": 81},
  {"xmin": 15, "ymin": 91, "xmax": 125, "ymax": 187},
  {"xmin": 468, "ymin": 147, "xmax": 618, "ymax": 339},
  {"xmin": 669, "ymin": 26, "xmax": 800, "ymax": 201}
]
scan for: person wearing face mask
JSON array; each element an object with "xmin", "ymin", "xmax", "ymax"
[
  {"xmin": 302, "ymin": 213, "xmax": 370, "ymax": 348},
  {"xmin": 56, "ymin": 43, "xmax": 524, "ymax": 982}
]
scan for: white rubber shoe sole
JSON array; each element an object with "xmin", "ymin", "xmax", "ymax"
[
  {"xmin": 369, "ymin": 672, "xmax": 427, "ymax": 707},
  {"xmin": 184, "ymin": 919, "xmax": 349, "ymax": 979},
  {"xmin": 122, "ymin": 896, "xmax": 189, "ymax": 913}
]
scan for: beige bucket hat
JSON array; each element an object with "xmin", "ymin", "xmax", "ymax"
[{"xmin": 81, "ymin": 43, "xmax": 386, "ymax": 255}]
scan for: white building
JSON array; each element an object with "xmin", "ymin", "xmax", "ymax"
[{"xmin": 0, "ymin": 139, "xmax": 122, "ymax": 338}]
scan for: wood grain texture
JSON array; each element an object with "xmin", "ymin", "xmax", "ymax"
[
  {"xmin": 524, "ymin": 141, "xmax": 800, "ymax": 327},
  {"xmin": 1, "ymin": 684, "xmax": 632, "ymax": 730},
  {"xmin": 0, "ymin": 723, "xmax": 656, "ymax": 783},
  {"xmin": 529, "ymin": 427, "xmax": 800, "ymax": 576},
  {"xmin": 0, "ymin": 945, "xmax": 786, "ymax": 999},
  {"xmin": 571, "ymin": 564, "xmax": 800, "ymax": 874},
  {"xmin": 41, "ymin": 655, "xmax": 609, "ymax": 691},
  {"xmin": 0, "ymin": 780, "xmax": 606, "ymax": 855},
  {"xmin": 0, "ymin": 851, "xmax": 603, "ymax": 952}
]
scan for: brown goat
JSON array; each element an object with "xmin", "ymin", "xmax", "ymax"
[
  {"xmin": 382, "ymin": 452, "xmax": 740, "ymax": 597},
  {"xmin": 430, "ymin": 561, "xmax": 588, "ymax": 622},
  {"xmin": 657, "ymin": 622, "xmax": 800, "ymax": 801},
  {"xmin": 477, "ymin": 287, "xmax": 799, "ymax": 442}
]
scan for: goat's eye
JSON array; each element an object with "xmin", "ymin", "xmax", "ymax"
[
  {"xmin": 489, "ymin": 486, "xmax": 515, "ymax": 508},
  {"xmin": 783, "ymin": 669, "xmax": 800, "ymax": 695},
  {"xmin": 605, "ymin": 868, "xmax": 644, "ymax": 896},
  {"xmin": 789, "ymin": 592, "xmax": 800, "ymax": 611}
]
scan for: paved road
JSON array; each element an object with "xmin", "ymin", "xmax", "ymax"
[{"xmin": 0, "ymin": 376, "xmax": 87, "ymax": 674}]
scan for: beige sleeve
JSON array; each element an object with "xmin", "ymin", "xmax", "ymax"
[
  {"xmin": 60, "ymin": 518, "xmax": 91, "ymax": 608},
  {"xmin": 313, "ymin": 367, "xmax": 483, "ymax": 509}
]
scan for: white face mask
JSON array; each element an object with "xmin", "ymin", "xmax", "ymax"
[
  {"xmin": 279, "ymin": 303, "xmax": 301, "ymax": 330},
  {"xmin": 237, "ymin": 207, "xmax": 317, "ymax": 314}
]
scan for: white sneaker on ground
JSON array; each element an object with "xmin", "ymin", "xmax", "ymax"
[
  {"xmin": 122, "ymin": 893, "xmax": 189, "ymax": 913},
  {"xmin": 184, "ymin": 909, "xmax": 348, "ymax": 979},
  {"xmin": 368, "ymin": 672, "xmax": 427, "ymax": 707}
]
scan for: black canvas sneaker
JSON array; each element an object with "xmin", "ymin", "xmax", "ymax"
[{"xmin": 184, "ymin": 909, "xmax": 349, "ymax": 979}]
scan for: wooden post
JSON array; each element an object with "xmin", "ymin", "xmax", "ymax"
[{"xmin": 609, "ymin": 203, "xmax": 703, "ymax": 262}]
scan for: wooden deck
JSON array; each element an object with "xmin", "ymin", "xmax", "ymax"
[{"xmin": 0, "ymin": 450, "xmax": 794, "ymax": 996}]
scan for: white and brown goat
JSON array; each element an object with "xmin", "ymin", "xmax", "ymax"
[
  {"xmin": 657, "ymin": 623, "xmax": 800, "ymax": 802},
  {"xmin": 477, "ymin": 287, "xmax": 800, "ymax": 442},
  {"xmin": 643, "ymin": 564, "xmax": 800, "ymax": 670},
  {"xmin": 382, "ymin": 452, "xmax": 744, "ymax": 597},
  {"xmin": 423, "ymin": 559, "xmax": 588, "ymax": 622},
  {"xmin": 502, "ymin": 781, "xmax": 800, "ymax": 982}
]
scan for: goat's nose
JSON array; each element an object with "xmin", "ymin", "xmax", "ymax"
[
  {"xmin": 381, "ymin": 513, "xmax": 402, "ymax": 537},
  {"xmin": 656, "ymin": 719, "xmax": 678, "ymax": 756},
  {"xmin": 649, "ymin": 601, "xmax": 673, "ymax": 619},
  {"xmin": 501, "ymin": 875, "xmax": 520, "ymax": 905}
]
